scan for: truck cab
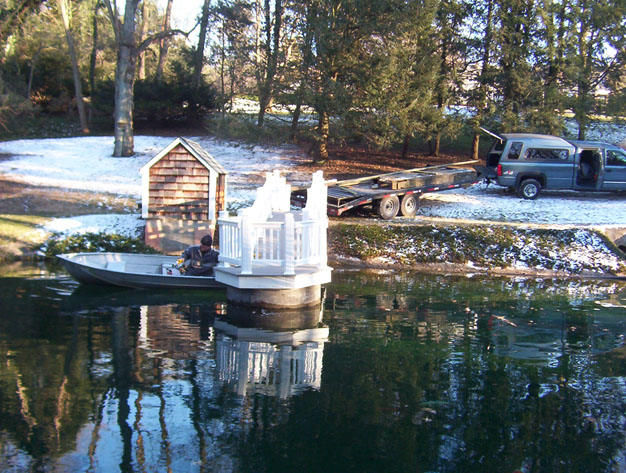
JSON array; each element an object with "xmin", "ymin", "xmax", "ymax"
[
  {"xmin": 482, "ymin": 132, "xmax": 626, "ymax": 199},
  {"xmin": 569, "ymin": 140, "xmax": 626, "ymax": 192}
]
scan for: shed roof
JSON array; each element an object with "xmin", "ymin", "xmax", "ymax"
[{"xmin": 141, "ymin": 137, "xmax": 228, "ymax": 175}]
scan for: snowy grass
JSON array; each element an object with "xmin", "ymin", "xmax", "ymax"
[
  {"xmin": 0, "ymin": 135, "xmax": 302, "ymax": 207},
  {"xmin": 419, "ymin": 182, "xmax": 626, "ymax": 226},
  {"xmin": 330, "ymin": 224, "xmax": 626, "ymax": 275},
  {"xmin": 1, "ymin": 134, "xmax": 625, "ymax": 272}
]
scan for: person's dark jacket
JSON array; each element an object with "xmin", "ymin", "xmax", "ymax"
[{"xmin": 181, "ymin": 245, "xmax": 219, "ymax": 276}]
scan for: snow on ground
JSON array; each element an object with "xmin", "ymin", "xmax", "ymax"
[
  {"xmin": 41, "ymin": 213, "xmax": 145, "ymax": 238},
  {"xmin": 419, "ymin": 182, "xmax": 626, "ymax": 226},
  {"xmin": 0, "ymin": 135, "xmax": 301, "ymax": 206},
  {"xmin": 1, "ymin": 134, "xmax": 626, "ymax": 238},
  {"xmin": 0, "ymin": 135, "xmax": 303, "ymax": 237}
]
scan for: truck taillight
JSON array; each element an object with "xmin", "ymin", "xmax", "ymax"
[{"xmin": 497, "ymin": 164, "xmax": 503, "ymax": 176}]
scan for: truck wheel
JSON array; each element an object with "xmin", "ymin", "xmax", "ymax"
[
  {"xmin": 376, "ymin": 195, "xmax": 400, "ymax": 219},
  {"xmin": 400, "ymin": 194, "xmax": 418, "ymax": 217},
  {"xmin": 518, "ymin": 179, "xmax": 541, "ymax": 200}
]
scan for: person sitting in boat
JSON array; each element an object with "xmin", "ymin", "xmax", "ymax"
[{"xmin": 180, "ymin": 234, "xmax": 219, "ymax": 276}]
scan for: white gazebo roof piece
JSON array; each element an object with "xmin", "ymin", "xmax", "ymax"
[
  {"xmin": 240, "ymin": 170, "xmax": 292, "ymax": 222},
  {"xmin": 140, "ymin": 136, "xmax": 228, "ymax": 176}
]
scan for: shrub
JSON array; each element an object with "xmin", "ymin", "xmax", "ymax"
[
  {"xmin": 92, "ymin": 79, "xmax": 217, "ymax": 126},
  {"xmin": 43, "ymin": 232, "xmax": 160, "ymax": 258}
]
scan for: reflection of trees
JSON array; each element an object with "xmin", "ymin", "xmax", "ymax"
[
  {"xmin": 312, "ymin": 272, "xmax": 626, "ymax": 472},
  {"xmin": 0, "ymin": 279, "xmax": 114, "ymax": 464},
  {"xmin": 1, "ymin": 271, "xmax": 625, "ymax": 472}
]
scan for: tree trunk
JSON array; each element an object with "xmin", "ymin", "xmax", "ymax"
[
  {"xmin": 577, "ymin": 114, "xmax": 587, "ymax": 140},
  {"xmin": 314, "ymin": 111, "xmax": 329, "ymax": 164},
  {"xmin": 155, "ymin": 0, "xmax": 173, "ymax": 84},
  {"xmin": 219, "ymin": 28, "xmax": 226, "ymax": 116},
  {"xmin": 401, "ymin": 135, "xmax": 410, "ymax": 159},
  {"xmin": 290, "ymin": 98, "xmax": 302, "ymax": 141},
  {"xmin": 429, "ymin": 135, "xmax": 440, "ymax": 156},
  {"xmin": 257, "ymin": 98, "xmax": 267, "ymax": 127},
  {"xmin": 28, "ymin": 48, "xmax": 42, "ymax": 99},
  {"xmin": 471, "ymin": 133, "xmax": 480, "ymax": 160},
  {"xmin": 89, "ymin": 0, "xmax": 100, "ymax": 94},
  {"xmin": 112, "ymin": 0, "xmax": 140, "ymax": 157},
  {"xmin": 192, "ymin": 0, "xmax": 211, "ymax": 90},
  {"xmin": 59, "ymin": 0, "xmax": 89, "ymax": 134},
  {"xmin": 137, "ymin": 0, "xmax": 146, "ymax": 80}
]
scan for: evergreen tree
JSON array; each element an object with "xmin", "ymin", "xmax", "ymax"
[
  {"xmin": 466, "ymin": 0, "xmax": 498, "ymax": 159},
  {"xmin": 531, "ymin": 0, "xmax": 569, "ymax": 134},
  {"xmin": 427, "ymin": 0, "xmax": 469, "ymax": 156},
  {"xmin": 344, "ymin": 0, "xmax": 440, "ymax": 158},
  {"xmin": 254, "ymin": 0, "xmax": 284, "ymax": 127},
  {"xmin": 494, "ymin": 0, "xmax": 540, "ymax": 131},
  {"xmin": 564, "ymin": 0, "xmax": 626, "ymax": 139}
]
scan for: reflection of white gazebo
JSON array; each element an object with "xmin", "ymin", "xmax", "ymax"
[{"xmin": 214, "ymin": 319, "xmax": 329, "ymax": 399}]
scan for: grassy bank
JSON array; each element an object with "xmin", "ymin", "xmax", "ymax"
[
  {"xmin": 0, "ymin": 177, "xmax": 137, "ymax": 262},
  {"xmin": 329, "ymin": 224, "xmax": 626, "ymax": 277}
]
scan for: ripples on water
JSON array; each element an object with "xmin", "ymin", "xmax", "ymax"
[{"xmin": 0, "ymin": 264, "xmax": 625, "ymax": 472}]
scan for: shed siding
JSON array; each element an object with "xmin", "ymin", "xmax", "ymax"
[{"xmin": 148, "ymin": 145, "xmax": 210, "ymax": 220}]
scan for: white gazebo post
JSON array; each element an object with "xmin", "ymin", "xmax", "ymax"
[
  {"xmin": 240, "ymin": 210, "xmax": 253, "ymax": 275},
  {"xmin": 283, "ymin": 213, "xmax": 295, "ymax": 276}
]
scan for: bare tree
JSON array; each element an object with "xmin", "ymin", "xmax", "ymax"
[
  {"xmin": 255, "ymin": 0, "xmax": 282, "ymax": 127},
  {"xmin": 155, "ymin": 0, "xmax": 173, "ymax": 84},
  {"xmin": 58, "ymin": 0, "xmax": 89, "ymax": 133},
  {"xmin": 103, "ymin": 0, "xmax": 186, "ymax": 157},
  {"xmin": 192, "ymin": 0, "xmax": 211, "ymax": 90}
]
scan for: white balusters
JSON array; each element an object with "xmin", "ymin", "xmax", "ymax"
[{"xmin": 217, "ymin": 172, "xmax": 328, "ymax": 275}]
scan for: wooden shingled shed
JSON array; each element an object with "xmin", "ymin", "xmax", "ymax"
[{"xmin": 141, "ymin": 137, "xmax": 228, "ymax": 254}]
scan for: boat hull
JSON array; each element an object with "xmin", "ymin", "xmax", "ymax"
[{"xmin": 57, "ymin": 252, "xmax": 224, "ymax": 290}]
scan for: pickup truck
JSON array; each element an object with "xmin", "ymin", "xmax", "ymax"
[{"xmin": 478, "ymin": 132, "xmax": 626, "ymax": 199}]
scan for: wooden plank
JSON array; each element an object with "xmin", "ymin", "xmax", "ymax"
[
  {"xmin": 334, "ymin": 160, "xmax": 479, "ymax": 187},
  {"xmin": 168, "ymin": 157, "xmax": 196, "ymax": 163},
  {"xmin": 291, "ymin": 160, "xmax": 479, "ymax": 191},
  {"xmin": 192, "ymin": 168, "xmax": 210, "ymax": 176}
]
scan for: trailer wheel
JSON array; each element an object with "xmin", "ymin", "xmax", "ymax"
[
  {"xmin": 400, "ymin": 194, "xmax": 418, "ymax": 217},
  {"xmin": 518, "ymin": 178, "xmax": 541, "ymax": 200},
  {"xmin": 376, "ymin": 195, "xmax": 400, "ymax": 220}
]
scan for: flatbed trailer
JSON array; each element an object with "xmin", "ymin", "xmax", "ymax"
[{"xmin": 291, "ymin": 160, "xmax": 480, "ymax": 220}]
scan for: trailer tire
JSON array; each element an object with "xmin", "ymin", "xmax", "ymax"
[
  {"xmin": 400, "ymin": 194, "xmax": 418, "ymax": 217},
  {"xmin": 376, "ymin": 195, "xmax": 400, "ymax": 220}
]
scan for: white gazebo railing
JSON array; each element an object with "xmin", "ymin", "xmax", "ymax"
[{"xmin": 217, "ymin": 170, "xmax": 328, "ymax": 276}]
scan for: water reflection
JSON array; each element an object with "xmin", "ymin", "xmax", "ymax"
[
  {"xmin": 215, "ymin": 304, "xmax": 328, "ymax": 398},
  {"xmin": 1, "ymin": 264, "xmax": 626, "ymax": 472}
]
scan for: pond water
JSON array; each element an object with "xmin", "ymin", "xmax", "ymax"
[{"xmin": 1, "ymin": 263, "xmax": 625, "ymax": 473}]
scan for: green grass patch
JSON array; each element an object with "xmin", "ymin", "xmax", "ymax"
[{"xmin": 0, "ymin": 214, "xmax": 50, "ymax": 261}]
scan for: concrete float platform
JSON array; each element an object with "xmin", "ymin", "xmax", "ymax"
[{"xmin": 214, "ymin": 264, "xmax": 332, "ymax": 309}]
